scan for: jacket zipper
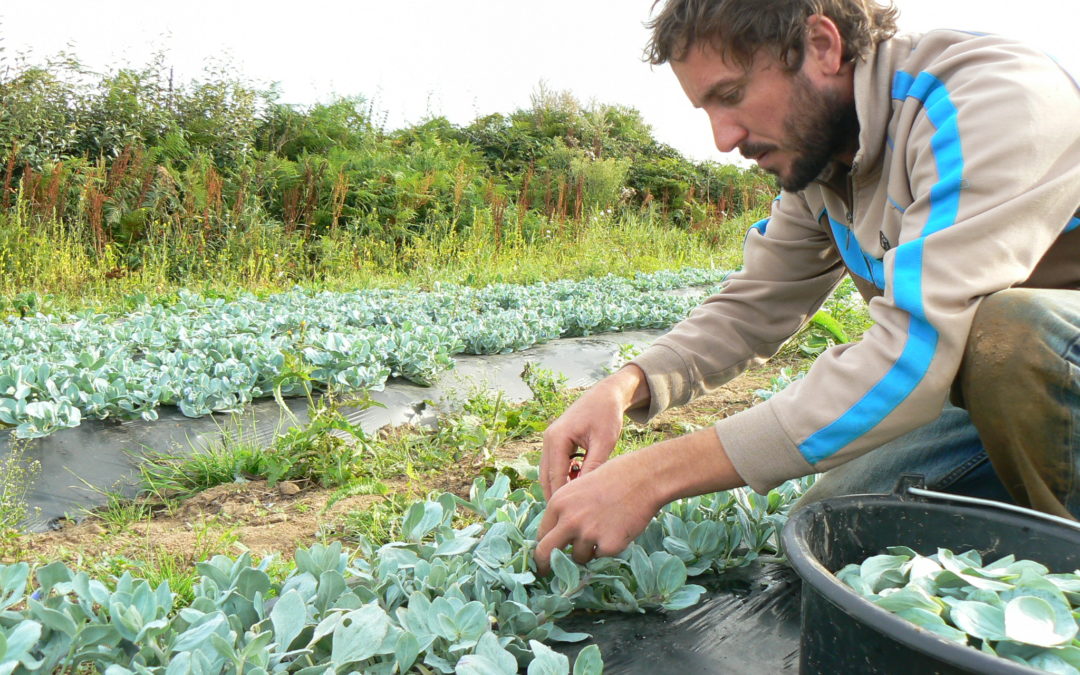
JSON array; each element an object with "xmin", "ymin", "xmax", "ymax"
[{"xmin": 846, "ymin": 162, "xmax": 859, "ymax": 224}]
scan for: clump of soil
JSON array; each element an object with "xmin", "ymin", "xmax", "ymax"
[{"xmin": 11, "ymin": 363, "xmax": 786, "ymax": 568}]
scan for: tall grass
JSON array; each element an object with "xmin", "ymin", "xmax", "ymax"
[{"xmin": 0, "ymin": 203, "xmax": 761, "ymax": 314}]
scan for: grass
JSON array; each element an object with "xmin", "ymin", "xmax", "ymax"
[
  {"xmin": 0, "ymin": 207, "xmax": 761, "ymax": 317},
  {"xmin": 64, "ymin": 366, "xmax": 575, "ymax": 537},
  {"xmin": 325, "ymin": 494, "xmax": 411, "ymax": 548},
  {"xmin": 82, "ymin": 520, "xmax": 242, "ymax": 606}
]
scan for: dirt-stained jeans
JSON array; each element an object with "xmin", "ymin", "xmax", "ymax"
[{"xmin": 795, "ymin": 288, "xmax": 1080, "ymax": 520}]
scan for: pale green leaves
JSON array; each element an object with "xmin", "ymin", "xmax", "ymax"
[
  {"xmin": 0, "ymin": 269, "xmax": 730, "ymax": 438},
  {"xmin": 860, "ymin": 554, "xmax": 909, "ymax": 594},
  {"xmin": 550, "ymin": 549, "xmax": 581, "ymax": 595},
  {"xmin": 0, "ymin": 563, "xmax": 29, "ymax": 612},
  {"xmin": 572, "ymin": 644, "xmax": 605, "ymax": 675},
  {"xmin": 0, "ymin": 620, "xmax": 43, "ymax": 672},
  {"xmin": 0, "ymin": 473, "xmax": 812, "ymax": 673},
  {"xmin": 455, "ymin": 632, "xmax": 518, "ymax": 675},
  {"xmin": 1004, "ymin": 596, "xmax": 1078, "ymax": 648},
  {"xmin": 951, "ymin": 601, "xmax": 1007, "ymax": 641},
  {"xmin": 269, "ymin": 590, "xmax": 306, "ymax": 651},
  {"xmin": 840, "ymin": 547, "xmax": 1080, "ymax": 672},
  {"xmin": 330, "ymin": 605, "xmax": 394, "ymax": 665},
  {"xmin": 527, "ymin": 641, "xmax": 570, "ymax": 675}
]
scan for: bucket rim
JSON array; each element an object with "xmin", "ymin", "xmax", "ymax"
[{"xmin": 780, "ymin": 493, "xmax": 1074, "ymax": 675}]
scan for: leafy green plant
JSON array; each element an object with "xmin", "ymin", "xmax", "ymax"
[
  {"xmin": 0, "ymin": 269, "xmax": 728, "ymax": 439},
  {"xmin": 0, "ymin": 472, "xmax": 812, "ymax": 673},
  {"xmin": 838, "ymin": 547, "xmax": 1080, "ymax": 672},
  {"xmin": 1, "ymin": 40, "xmax": 774, "ymax": 320},
  {"xmin": 754, "ymin": 367, "xmax": 807, "ymax": 401}
]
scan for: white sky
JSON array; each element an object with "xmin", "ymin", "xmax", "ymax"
[{"xmin": 1, "ymin": 1, "xmax": 1076, "ymax": 164}]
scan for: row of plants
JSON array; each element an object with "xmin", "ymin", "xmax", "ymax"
[
  {"xmin": 0, "ymin": 469, "xmax": 811, "ymax": 674},
  {"xmin": 839, "ymin": 548, "xmax": 1080, "ymax": 672},
  {"xmin": 0, "ymin": 339, "xmax": 819, "ymax": 672},
  {"xmin": 0, "ymin": 269, "xmax": 729, "ymax": 438}
]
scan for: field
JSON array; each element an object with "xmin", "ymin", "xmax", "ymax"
[{"xmin": 0, "ymin": 47, "xmax": 874, "ymax": 674}]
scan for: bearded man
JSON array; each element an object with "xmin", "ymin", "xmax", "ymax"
[{"xmin": 534, "ymin": 0, "xmax": 1080, "ymax": 575}]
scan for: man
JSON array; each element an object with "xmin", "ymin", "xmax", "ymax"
[{"xmin": 534, "ymin": 0, "xmax": 1080, "ymax": 575}]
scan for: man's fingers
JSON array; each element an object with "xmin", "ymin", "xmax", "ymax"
[
  {"xmin": 570, "ymin": 538, "xmax": 598, "ymax": 565},
  {"xmin": 534, "ymin": 539, "xmax": 552, "ymax": 577},
  {"xmin": 593, "ymin": 541, "xmax": 625, "ymax": 560},
  {"xmin": 577, "ymin": 454, "xmax": 605, "ymax": 478},
  {"xmin": 541, "ymin": 435, "xmax": 575, "ymax": 499},
  {"xmin": 535, "ymin": 525, "xmax": 598, "ymax": 574},
  {"xmin": 535, "ymin": 499, "xmax": 559, "ymax": 544},
  {"xmin": 534, "ymin": 520, "xmax": 567, "ymax": 576}
]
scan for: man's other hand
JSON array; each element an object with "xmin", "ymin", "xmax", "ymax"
[
  {"xmin": 533, "ymin": 426, "xmax": 744, "ymax": 576},
  {"xmin": 534, "ymin": 450, "xmax": 662, "ymax": 575},
  {"xmin": 540, "ymin": 365, "xmax": 649, "ymax": 500}
]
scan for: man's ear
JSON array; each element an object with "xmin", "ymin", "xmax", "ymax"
[{"xmin": 803, "ymin": 14, "xmax": 846, "ymax": 76}]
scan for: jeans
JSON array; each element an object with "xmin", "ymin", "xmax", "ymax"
[{"xmin": 796, "ymin": 288, "xmax": 1080, "ymax": 520}]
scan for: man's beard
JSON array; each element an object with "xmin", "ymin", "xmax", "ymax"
[{"xmin": 741, "ymin": 72, "xmax": 859, "ymax": 192}]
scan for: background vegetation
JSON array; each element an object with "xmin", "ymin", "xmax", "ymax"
[{"xmin": 0, "ymin": 42, "xmax": 776, "ymax": 312}]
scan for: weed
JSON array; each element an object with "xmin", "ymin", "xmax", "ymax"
[
  {"xmin": 84, "ymin": 520, "xmax": 241, "ymax": 606},
  {"xmin": 324, "ymin": 478, "xmax": 389, "ymax": 512},
  {"xmin": 85, "ymin": 489, "xmax": 157, "ymax": 530},
  {"xmin": 754, "ymin": 367, "xmax": 807, "ymax": 401},
  {"xmin": 0, "ymin": 437, "xmax": 41, "ymax": 555},
  {"xmin": 608, "ymin": 342, "xmax": 645, "ymax": 374},
  {"xmin": 137, "ymin": 437, "xmax": 264, "ymax": 503},
  {"xmin": 779, "ymin": 278, "xmax": 872, "ymax": 361},
  {"xmin": 328, "ymin": 494, "xmax": 410, "ymax": 548},
  {"xmin": 261, "ymin": 399, "xmax": 373, "ymax": 488},
  {"xmin": 520, "ymin": 364, "xmax": 573, "ymax": 421}
]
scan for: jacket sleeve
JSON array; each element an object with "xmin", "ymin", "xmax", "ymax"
[
  {"xmin": 628, "ymin": 189, "xmax": 846, "ymax": 422},
  {"xmin": 718, "ymin": 39, "xmax": 1080, "ymax": 493}
]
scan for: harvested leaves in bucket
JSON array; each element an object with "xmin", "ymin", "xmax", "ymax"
[{"xmin": 837, "ymin": 547, "xmax": 1080, "ymax": 672}]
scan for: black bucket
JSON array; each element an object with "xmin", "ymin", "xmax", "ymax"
[{"xmin": 781, "ymin": 475, "xmax": 1080, "ymax": 674}]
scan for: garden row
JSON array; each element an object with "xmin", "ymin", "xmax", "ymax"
[
  {"xmin": 0, "ymin": 269, "xmax": 729, "ymax": 438},
  {"xmin": 0, "ymin": 472, "xmax": 809, "ymax": 673}
]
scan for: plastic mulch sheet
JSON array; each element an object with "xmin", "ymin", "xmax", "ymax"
[{"xmin": 555, "ymin": 562, "xmax": 802, "ymax": 673}]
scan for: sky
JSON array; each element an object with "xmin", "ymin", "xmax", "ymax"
[{"xmin": 1, "ymin": 1, "xmax": 1075, "ymax": 164}]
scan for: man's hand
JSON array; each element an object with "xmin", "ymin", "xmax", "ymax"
[
  {"xmin": 534, "ymin": 450, "xmax": 663, "ymax": 575},
  {"xmin": 540, "ymin": 365, "xmax": 650, "ymax": 500},
  {"xmin": 534, "ymin": 426, "xmax": 745, "ymax": 575}
]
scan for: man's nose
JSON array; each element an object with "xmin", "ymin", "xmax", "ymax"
[{"xmin": 708, "ymin": 110, "xmax": 747, "ymax": 153}]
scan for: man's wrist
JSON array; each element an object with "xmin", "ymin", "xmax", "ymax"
[
  {"xmin": 602, "ymin": 363, "xmax": 650, "ymax": 412},
  {"xmin": 643, "ymin": 427, "xmax": 744, "ymax": 505}
]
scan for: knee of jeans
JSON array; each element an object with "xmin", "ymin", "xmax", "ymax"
[{"xmin": 963, "ymin": 289, "xmax": 1058, "ymax": 388}]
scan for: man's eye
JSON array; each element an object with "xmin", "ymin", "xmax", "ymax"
[{"xmin": 717, "ymin": 89, "xmax": 743, "ymax": 105}]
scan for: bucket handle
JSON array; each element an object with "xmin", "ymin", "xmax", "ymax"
[{"xmin": 895, "ymin": 473, "xmax": 1080, "ymax": 533}]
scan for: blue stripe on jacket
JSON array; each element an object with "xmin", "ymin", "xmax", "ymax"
[
  {"xmin": 746, "ymin": 195, "xmax": 782, "ymax": 238},
  {"xmin": 799, "ymin": 70, "xmax": 962, "ymax": 465},
  {"xmin": 826, "ymin": 215, "xmax": 885, "ymax": 290}
]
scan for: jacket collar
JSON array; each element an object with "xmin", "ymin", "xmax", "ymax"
[{"xmin": 850, "ymin": 32, "xmax": 919, "ymax": 180}]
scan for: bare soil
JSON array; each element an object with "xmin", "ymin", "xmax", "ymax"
[{"xmin": 11, "ymin": 362, "xmax": 786, "ymax": 569}]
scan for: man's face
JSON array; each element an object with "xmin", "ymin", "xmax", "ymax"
[{"xmin": 671, "ymin": 43, "xmax": 858, "ymax": 192}]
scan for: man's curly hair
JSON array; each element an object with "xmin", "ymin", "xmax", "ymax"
[{"xmin": 644, "ymin": 0, "xmax": 899, "ymax": 71}]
